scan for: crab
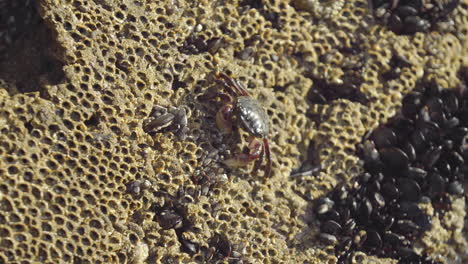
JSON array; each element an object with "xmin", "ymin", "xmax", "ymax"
[{"xmin": 206, "ymin": 72, "xmax": 272, "ymax": 177}]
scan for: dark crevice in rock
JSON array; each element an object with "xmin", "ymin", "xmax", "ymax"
[
  {"xmin": 0, "ymin": 1, "xmax": 66, "ymax": 99},
  {"xmin": 306, "ymin": 77, "xmax": 368, "ymax": 105}
]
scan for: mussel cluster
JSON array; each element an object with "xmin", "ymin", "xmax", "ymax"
[
  {"xmin": 0, "ymin": 0, "xmax": 38, "ymax": 53},
  {"xmin": 151, "ymin": 190, "xmax": 240, "ymax": 262},
  {"xmin": 315, "ymin": 80, "xmax": 467, "ymax": 263},
  {"xmin": 370, "ymin": 0, "xmax": 460, "ymax": 34}
]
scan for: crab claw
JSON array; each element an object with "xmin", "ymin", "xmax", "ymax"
[
  {"xmin": 216, "ymin": 104, "xmax": 235, "ymax": 134},
  {"xmin": 224, "ymin": 138, "xmax": 263, "ymax": 168}
]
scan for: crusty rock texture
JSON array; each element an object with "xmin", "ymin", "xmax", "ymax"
[{"xmin": 0, "ymin": 0, "xmax": 467, "ymax": 263}]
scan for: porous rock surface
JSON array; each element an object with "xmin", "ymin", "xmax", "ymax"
[{"xmin": 0, "ymin": 0, "xmax": 466, "ymax": 263}]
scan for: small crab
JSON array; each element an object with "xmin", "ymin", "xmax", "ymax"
[{"xmin": 205, "ymin": 72, "xmax": 272, "ymax": 177}]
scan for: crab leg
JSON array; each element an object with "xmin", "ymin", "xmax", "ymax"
[
  {"xmin": 215, "ymin": 72, "xmax": 251, "ymax": 97},
  {"xmin": 231, "ymin": 78, "xmax": 251, "ymax": 96},
  {"xmin": 263, "ymin": 138, "xmax": 272, "ymax": 178},
  {"xmin": 198, "ymin": 88, "xmax": 233, "ymax": 103},
  {"xmin": 215, "ymin": 73, "xmax": 238, "ymax": 96},
  {"xmin": 252, "ymin": 140, "xmax": 265, "ymax": 174},
  {"xmin": 214, "ymin": 92, "xmax": 233, "ymax": 103},
  {"xmin": 216, "ymin": 104, "xmax": 235, "ymax": 134}
]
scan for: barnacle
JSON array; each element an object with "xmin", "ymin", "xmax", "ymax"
[{"xmin": 0, "ymin": 0, "xmax": 466, "ymax": 263}]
